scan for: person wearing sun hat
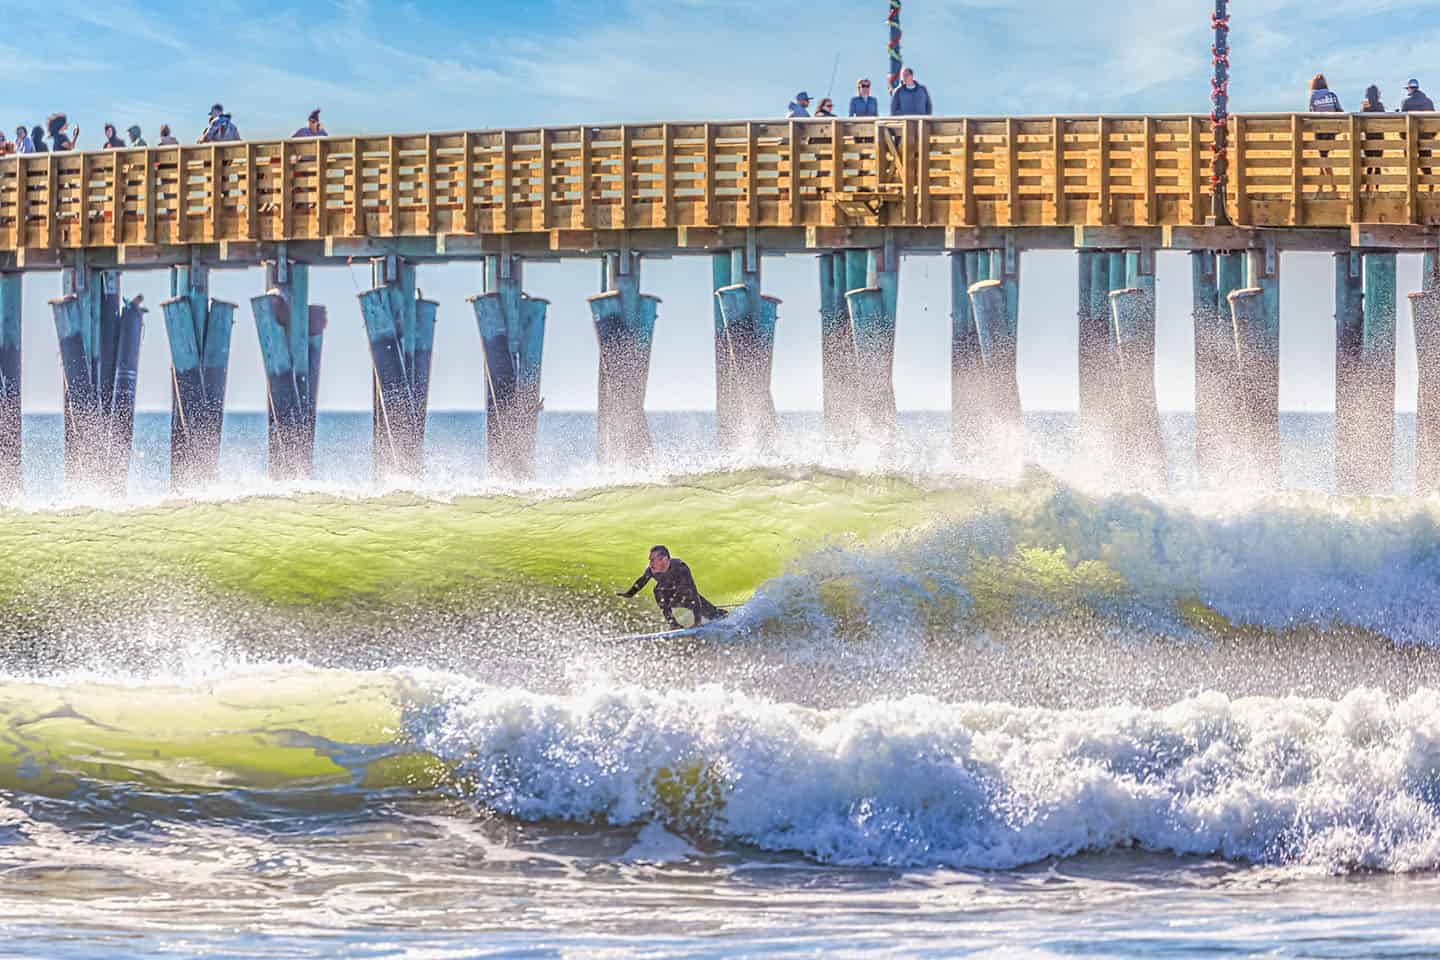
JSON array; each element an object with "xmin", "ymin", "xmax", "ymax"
[
  {"xmin": 1401, "ymin": 79, "xmax": 1435, "ymax": 113},
  {"xmin": 787, "ymin": 92, "xmax": 812, "ymax": 118}
]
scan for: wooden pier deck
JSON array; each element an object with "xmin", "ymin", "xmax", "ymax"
[{"xmin": 2, "ymin": 113, "xmax": 1439, "ymax": 269}]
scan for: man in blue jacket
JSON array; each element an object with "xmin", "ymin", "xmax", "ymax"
[
  {"xmin": 890, "ymin": 67, "xmax": 933, "ymax": 116},
  {"xmin": 849, "ymin": 79, "xmax": 878, "ymax": 117}
]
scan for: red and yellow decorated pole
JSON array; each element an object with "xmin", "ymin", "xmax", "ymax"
[
  {"xmin": 1211, "ymin": 0, "xmax": 1231, "ymax": 225},
  {"xmin": 887, "ymin": 0, "xmax": 902, "ymax": 94}
]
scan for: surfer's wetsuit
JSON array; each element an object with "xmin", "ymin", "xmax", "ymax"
[{"xmin": 623, "ymin": 559, "xmax": 727, "ymax": 628}]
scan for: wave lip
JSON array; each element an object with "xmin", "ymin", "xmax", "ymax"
[{"xmin": 412, "ymin": 680, "xmax": 1440, "ymax": 873}]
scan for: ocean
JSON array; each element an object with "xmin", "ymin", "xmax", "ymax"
[{"xmin": 3, "ymin": 410, "xmax": 1440, "ymax": 958}]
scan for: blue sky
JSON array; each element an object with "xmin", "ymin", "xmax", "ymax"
[{"xmin": 3, "ymin": 0, "xmax": 1438, "ymax": 411}]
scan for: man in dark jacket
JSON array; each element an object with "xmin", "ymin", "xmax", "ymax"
[
  {"xmin": 619, "ymin": 545, "xmax": 728, "ymax": 629},
  {"xmin": 1401, "ymin": 79, "xmax": 1435, "ymax": 112},
  {"xmin": 890, "ymin": 67, "xmax": 933, "ymax": 116}
]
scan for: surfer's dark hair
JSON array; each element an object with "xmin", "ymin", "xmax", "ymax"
[{"xmin": 649, "ymin": 545, "xmax": 670, "ymax": 557}]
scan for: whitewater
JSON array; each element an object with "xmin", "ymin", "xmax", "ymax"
[{"xmin": 4, "ymin": 410, "xmax": 1440, "ymax": 958}]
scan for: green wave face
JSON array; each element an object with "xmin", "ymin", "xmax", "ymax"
[
  {"xmin": 0, "ymin": 469, "xmax": 1013, "ymax": 612},
  {"xmin": 0, "ymin": 670, "xmax": 441, "ymax": 798},
  {"xmin": 0, "ymin": 466, "xmax": 1436, "ymax": 645}
]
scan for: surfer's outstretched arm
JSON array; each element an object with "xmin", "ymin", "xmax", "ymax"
[{"xmin": 618, "ymin": 569, "xmax": 653, "ymax": 598}]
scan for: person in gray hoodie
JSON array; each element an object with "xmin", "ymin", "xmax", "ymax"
[{"xmin": 889, "ymin": 67, "xmax": 933, "ymax": 116}]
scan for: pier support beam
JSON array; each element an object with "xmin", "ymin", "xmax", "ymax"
[
  {"xmin": 0, "ymin": 273, "xmax": 19, "ymax": 496},
  {"xmin": 1077, "ymin": 249, "xmax": 1120, "ymax": 447},
  {"xmin": 819, "ymin": 251, "xmax": 871, "ymax": 443},
  {"xmin": 1109, "ymin": 248, "xmax": 1165, "ymax": 486},
  {"xmin": 252, "ymin": 257, "xmax": 325, "ymax": 480},
  {"xmin": 588, "ymin": 252, "xmax": 658, "ymax": 466},
  {"xmin": 965, "ymin": 241, "xmax": 1022, "ymax": 437},
  {"xmin": 950, "ymin": 250, "xmax": 991, "ymax": 457},
  {"xmin": 48, "ymin": 265, "xmax": 144, "ymax": 492},
  {"xmin": 470, "ymin": 255, "xmax": 545, "ymax": 480},
  {"xmin": 161, "ymin": 265, "xmax": 236, "ymax": 490},
  {"xmin": 843, "ymin": 246, "xmax": 900, "ymax": 442},
  {"xmin": 1193, "ymin": 250, "xmax": 1246, "ymax": 484},
  {"xmin": 1349, "ymin": 252, "xmax": 1398, "ymax": 494},
  {"xmin": 360, "ymin": 256, "xmax": 438, "ymax": 481},
  {"xmin": 1333, "ymin": 252, "xmax": 1366, "ymax": 495},
  {"xmin": 712, "ymin": 249, "xmax": 780, "ymax": 451},
  {"xmin": 1409, "ymin": 253, "xmax": 1440, "ymax": 494},
  {"xmin": 1235, "ymin": 244, "xmax": 1282, "ymax": 487}
]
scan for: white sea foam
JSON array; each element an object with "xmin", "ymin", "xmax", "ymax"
[{"xmin": 412, "ymin": 679, "xmax": 1440, "ymax": 873}]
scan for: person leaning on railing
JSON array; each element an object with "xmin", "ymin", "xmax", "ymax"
[
  {"xmin": 889, "ymin": 67, "xmax": 932, "ymax": 116},
  {"xmin": 1307, "ymin": 73, "xmax": 1343, "ymax": 197},
  {"xmin": 198, "ymin": 103, "xmax": 241, "ymax": 144},
  {"xmin": 849, "ymin": 79, "xmax": 878, "ymax": 117},
  {"xmin": 1360, "ymin": 85, "xmax": 1385, "ymax": 192},
  {"xmin": 1400, "ymin": 79, "xmax": 1435, "ymax": 182}
]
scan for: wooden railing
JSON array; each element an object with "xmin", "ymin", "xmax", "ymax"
[{"xmin": 0, "ymin": 114, "xmax": 1437, "ymax": 252}]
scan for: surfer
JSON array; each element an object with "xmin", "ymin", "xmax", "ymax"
[{"xmin": 618, "ymin": 546, "xmax": 728, "ymax": 629}]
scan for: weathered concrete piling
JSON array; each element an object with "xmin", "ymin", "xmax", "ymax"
[
  {"xmin": 471, "ymin": 255, "xmax": 545, "ymax": 479},
  {"xmin": 1192, "ymin": 250, "xmax": 1247, "ymax": 484},
  {"xmin": 48, "ymin": 266, "xmax": 143, "ymax": 491},
  {"xmin": 161, "ymin": 265, "xmax": 236, "ymax": 490},
  {"xmin": 1336, "ymin": 252, "xmax": 1398, "ymax": 494},
  {"xmin": 968, "ymin": 278, "xmax": 1022, "ymax": 434},
  {"xmin": 360, "ymin": 256, "xmax": 437, "ymax": 480},
  {"xmin": 1077, "ymin": 249, "xmax": 1119, "ymax": 446},
  {"xmin": 1411, "ymin": 252, "xmax": 1440, "ymax": 495},
  {"xmin": 588, "ymin": 252, "xmax": 658, "ymax": 466},
  {"xmin": 1228, "ymin": 287, "xmax": 1280, "ymax": 486},
  {"xmin": 950, "ymin": 250, "xmax": 990, "ymax": 456},
  {"xmin": 252, "ymin": 257, "xmax": 324, "ymax": 480},
  {"xmin": 0, "ymin": 273, "xmax": 19, "ymax": 495},
  {"xmin": 818, "ymin": 250, "xmax": 869, "ymax": 442},
  {"xmin": 712, "ymin": 249, "xmax": 780, "ymax": 451},
  {"xmin": 1109, "ymin": 264, "xmax": 1165, "ymax": 486},
  {"xmin": 843, "ymin": 247, "xmax": 900, "ymax": 442}
]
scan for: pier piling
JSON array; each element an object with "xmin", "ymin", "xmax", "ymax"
[
  {"xmin": 1109, "ymin": 274, "xmax": 1165, "ymax": 486},
  {"xmin": 968, "ymin": 278, "xmax": 1022, "ymax": 434},
  {"xmin": 49, "ymin": 266, "xmax": 140, "ymax": 491},
  {"xmin": 1228, "ymin": 286, "xmax": 1281, "ymax": 486},
  {"xmin": 0, "ymin": 273, "xmax": 19, "ymax": 495},
  {"xmin": 1410, "ymin": 252, "xmax": 1440, "ymax": 494},
  {"xmin": 1077, "ymin": 250, "xmax": 1119, "ymax": 450},
  {"xmin": 1356, "ymin": 252, "xmax": 1398, "ymax": 493},
  {"xmin": 471, "ymin": 255, "xmax": 546, "ymax": 479},
  {"xmin": 1333, "ymin": 253, "xmax": 1366, "ymax": 494},
  {"xmin": 589, "ymin": 252, "xmax": 658, "ymax": 466},
  {"xmin": 713, "ymin": 249, "xmax": 780, "ymax": 451},
  {"xmin": 360, "ymin": 256, "xmax": 435, "ymax": 480},
  {"xmin": 251, "ymin": 258, "xmax": 317, "ymax": 480},
  {"xmin": 162, "ymin": 265, "xmax": 236, "ymax": 489},
  {"xmin": 950, "ymin": 251, "xmax": 989, "ymax": 457},
  {"xmin": 842, "ymin": 246, "xmax": 900, "ymax": 443}
]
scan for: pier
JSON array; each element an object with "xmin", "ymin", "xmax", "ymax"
[{"xmin": 0, "ymin": 113, "xmax": 1438, "ymax": 491}]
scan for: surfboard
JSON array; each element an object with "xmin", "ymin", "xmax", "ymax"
[{"xmin": 602, "ymin": 624, "xmax": 710, "ymax": 643}]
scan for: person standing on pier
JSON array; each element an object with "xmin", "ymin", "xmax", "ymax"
[
  {"xmin": 25, "ymin": 126, "xmax": 46, "ymax": 153},
  {"xmin": 157, "ymin": 124, "xmax": 178, "ymax": 146},
  {"xmin": 814, "ymin": 98, "xmax": 836, "ymax": 118},
  {"xmin": 849, "ymin": 78, "xmax": 879, "ymax": 117},
  {"xmin": 45, "ymin": 113, "xmax": 76, "ymax": 151},
  {"xmin": 1307, "ymin": 74, "xmax": 1342, "ymax": 196},
  {"xmin": 788, "ymin": 92, "xmax": 813, "ymax": 118},
  {"xmin": 198, "ymin": 104, "xmax": 240, "ymax": 143},
  {"xmin": 101, "ymin": 123, "xmax": 124, "ymax": 149},
  {"xmin": 889, "ymin": 67, "xmax": 932, "ymax": 116},
  {"xmin": 618, "ymin": 546, "xmax": 729, "ymax": 630},
  {"xmin": 293, "ymin": 108, "xmax": 328, "ymax": 138},
  {"xmin": 1360, "ymin": 86, "xmax": 1386, "ymax": 191},
  {"xmin": 126, "ymin": 125, "xmax": 146, "ymax": 147},
  {"xmin": 13, "ymin": 126, "xmax": 30, "ymax": 153},
  {"xmin": 1400, "ymin": 79, "xmax": 1434, "ymax": 112}
]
